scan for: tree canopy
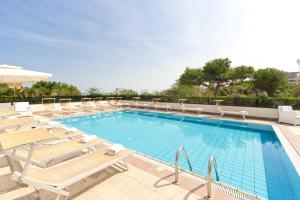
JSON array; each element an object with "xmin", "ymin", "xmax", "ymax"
[
  {"xmin": 253, "ymin": 68, "xmax": 288, "ymax": 96},
  {"xmin": 177, "ymin": 58, "xmax": 255, "ymax": 96},
  {"xmin": 0, "ymin": 81, "xmax": 81, "ymax": 97},
  {"xmin": 113, "ymin": 88, "xmax": 138, "ymax": 96},
  {"xmin": 86, "ymin": 87, "xmax": 101, "ymax": 96},
  {"xmin": 176, "ymin": 58, "xmax": 293, "ymax": 97}
]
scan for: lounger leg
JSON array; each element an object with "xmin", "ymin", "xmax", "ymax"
[
  {"xmin": 220, "ymin": 112, "xmax": 224, "ymax": 118},
  {"xmin": 6, "ymin": 155, "xmax": 17, "ymax": 172},
  {"xmin": 242, "ymin": 114, "xmax": 246, "ymax": 120},
  {"xmin": 39, "ymin": 190, "xmax": 46, "ymax": 200},
  {"xmin": 116, "ymin": 160, "xmax": 129, "ymax": 171},
  {"xmin": 122, "ymin": 160, "xmax": 129, "ymax": 171}
]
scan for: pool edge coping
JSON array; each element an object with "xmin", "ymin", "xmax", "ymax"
[{"xmin": 272, "ymin": 125, "xmax": 300, "ymax": 175}]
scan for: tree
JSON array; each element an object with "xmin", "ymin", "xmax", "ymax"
[
  {"xmin": 178, "ymin": 68, "xmax": 202, "ymax": 85},
  {"xmin": 292, "ymin": 84, "xmax": 300, "ymax": 97},
  {"xmin": 229, "ymin": 65, "xmax": 255, "ymax": 82},
  {"xmin": 253, "ymin": 68, "xmax": 288, "ymax": 96},
  {"xmin": 202, "ymin": 58, "xmax": 231, "ymax": 83},
  {"xmin": 113, "ymin": 88, "xmax": 138, "ymax": 96},
  {"xmin": 177, "ymin": 58, "xmax": 254, "ymax": 96},
  {"xmin": 162, "ymin": 84, "xmax": 202, "ymax": 97},
  {"xmin": 86, "ymin": 87, "xmax": 101, "ymax": 96},
  {"xmin": 0, "ymin": 83, "xmax": 14, "ymax": 96},
  {"xmin": 30, "ymin": 81, "xmax": 81, "ymax": 96}
]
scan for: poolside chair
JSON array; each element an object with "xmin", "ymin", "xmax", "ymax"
[
  {"xmin": 10, "ymin": 146, "xmax": 131, "ymax": 200},
  {"xmin": 14, "ymin": 102, "xmax": 33, "ymax": 117},
  {"xmin": 101, "ymin": 100, "xmax": 114, "ymax": 109},
  {"xmin": 14, "ymin": 137, "xmax": 103, "ymax": 168},
  {"xmin": 217, "ymin": 106, "xmax": 248, "ymax": 120},
  {"xmin": 93, "ymin": 100, "xmax": 104, "ymax": 110},
  {"xmin": 278, "ymin": 106, "xmax": 300, "ymax": 125},
  {"xmin": 0, "ymin": 116, "xmax": 38, "ymax": 133},
  {"xmin": 155, "ymin": 102, "xmax": 172, "ymax": 112},
  {"xmin": 42, "ymin": 103, "xmax": 63, "ymax": 116},
  {"xmin": 107, "ymin": 97, "xmax": 124, "ymax": 108},
  {"xmin": 60, "ymin": 99, "xmax": 80, "ymax": 113},
  {"xmin": 178, "ymin": 99, "xmax": 203, "ymax": 115},
  {"xmin": 0, "ymin": 109, "xmax": 19, "ymax": 119},
  {"xmin": 0, "ymin": 128, "xmax": 57, "ymax": 150},
  {"xmin": 133, "ymin": 101, "xmax": 150, "ymax": 109},
  {"xmin": 81, "ymin": 98, "xmax": 97, "ymax": 111}
]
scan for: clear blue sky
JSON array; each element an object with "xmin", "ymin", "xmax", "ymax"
[{"xmin": 0, "ymin": 0, "xmax": 300, "ymax": 92}]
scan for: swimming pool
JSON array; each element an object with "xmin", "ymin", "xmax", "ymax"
[{"xmin": 58, "ymin": 110, "xmax": 300, "ymax": 200}]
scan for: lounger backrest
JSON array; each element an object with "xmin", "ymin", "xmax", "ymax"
[{"xmin": 15, "ymin": 102, "xmax": 30, "ymax": 112}]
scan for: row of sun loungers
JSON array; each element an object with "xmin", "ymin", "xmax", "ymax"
[
  {"xmin": 0, "ymin": 116, "xmax": 132, "ymax": 200},
  {"xmin": 0, "ymin": 97, "xmax": 249, "ymax": 120}
]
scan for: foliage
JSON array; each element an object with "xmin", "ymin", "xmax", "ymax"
[
  {"xmin": 0, "ymin": 84, "xmax": 14, "ymax": 96},
  {"xmin": 86, "ymin": 87, "xmax": 101, "ymax": 96},
  {"xmin": 228, "ymin": 81, "xmax": 254, "ymax": 96},
  {"xmin": 202, "ymin": 58, "xmax": 232, "ymax": 86},
  {"xmin": 112, "ymin": 88, "xmax": 138, "ymax": 96},
  {"xmin": 161, "ymin": 85, "xmax": 202, "ymax": 98},
  {"xmin": 178, "ymin": 68, "xmax": 202, "ymax": 85},
  {"xmin": 177, "ymin": 58, "xmax": 255, "ymax": 96},
  {"xmin": 28, "ymin": 81, "xmax": 81, "ymax": 96},
  {"xmin": 176, "ymin": 58, "xmax": 292, "ymax": 97},
  {"xmin": 292, "ymin": 84, "xmax": 300, "ymax": 97},
  {"xmin": 253, "ymin": 68, "xmax": 288, "ymax": 96},
  {"xmin": 228, "ymin": 65, "xmax": 255, "ymax": 82}
]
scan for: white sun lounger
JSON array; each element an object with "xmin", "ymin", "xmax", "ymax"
[
  {"xmin": 15, "ymin": 137, "xmax": 103, "ymax": 168},
  {"xmin": 81, "ymin": 98, "xmax": 97, "ymax": 111},
  {"xmin": 0, "ymin": 109, "xmax": 19, "ymax": 119},
  {"xmin": 178, "ymin": 99, "xmax": 203, "ymax": 115},
  {"xmin": 0, "ymin": 116, "xmax": 39, "ymax": 133},
  {"xmin": 217, "ymin": 107, "xmax": 248, "ymax": 120},
  {"xmin": 10, "ymin": 146, "xmax": 131, "ymax": 200},
  {"xmin": 155, "ymin": 103, "xmax": 172, "ymax": 112}
]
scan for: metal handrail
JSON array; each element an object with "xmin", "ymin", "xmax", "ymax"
[
  {"xmin": 174, "ymin": 145, "xmax": 192, "ymax": 183},
  {"xmin": 207, "ymin": 155, "xmax": 220, "ymax": 199}
]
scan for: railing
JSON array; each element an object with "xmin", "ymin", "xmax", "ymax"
[
  {"xmin": 2, "ymin": 95, "xmax": 300, "ymax": 109},
  {"xmin": 174, "ymin": 145, "xmax": 192, "ymax": 184},
  {"xmin": 207, "ymin": 155, "xmax": 220, "ymax": 199}
]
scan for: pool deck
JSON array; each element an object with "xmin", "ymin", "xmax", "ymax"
[
  {"xmin": 0, "ymin": 154, "xmax": 237, "ymax": 200},
  {"xmin": 1, "ymin": 107, "xmax": 299, "ymax": 200}
]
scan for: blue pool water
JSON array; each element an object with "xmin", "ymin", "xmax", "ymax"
[{"xmin": 58, "ymin": 110, "xmax": 300, "ymax": 200}]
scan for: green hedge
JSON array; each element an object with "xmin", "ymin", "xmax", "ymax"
[{"xmin": 1, "ymin": 95, "xmax": 300, "ymax": 109}]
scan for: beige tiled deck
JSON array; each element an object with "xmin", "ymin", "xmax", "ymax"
[{"xmin": 0, "ymin": 155, "xmax": 236, "ymax": 200}]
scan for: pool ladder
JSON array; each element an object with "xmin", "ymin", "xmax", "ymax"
[
  {"xmin": 207, "ymin": 156, "xmax": 220, "ymax": 199},
  {"xmin": 174, "ymin": 145, "xmax": 219, "ymax": 199},
  {"xmin": 174, "ymin": 145, "xmax": 192, "ymax": 183}
]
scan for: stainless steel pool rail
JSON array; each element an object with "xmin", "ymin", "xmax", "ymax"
[
  {"xmin": 174, "ymin": 145, "xmax": 192, "ymax": 183},
  {"xmin": 207, "ymin": 155, "xmax": 220, "ymax": 199}
]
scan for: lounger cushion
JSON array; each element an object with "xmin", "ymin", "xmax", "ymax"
[{"xmin": 24, "ymin": 147, "xmax": 130, "ymax": 186}]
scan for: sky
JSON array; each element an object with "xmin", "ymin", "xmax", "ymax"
[{"xmin": 0, "ymin": 0, "xmax": 300, "ymax": 92}]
